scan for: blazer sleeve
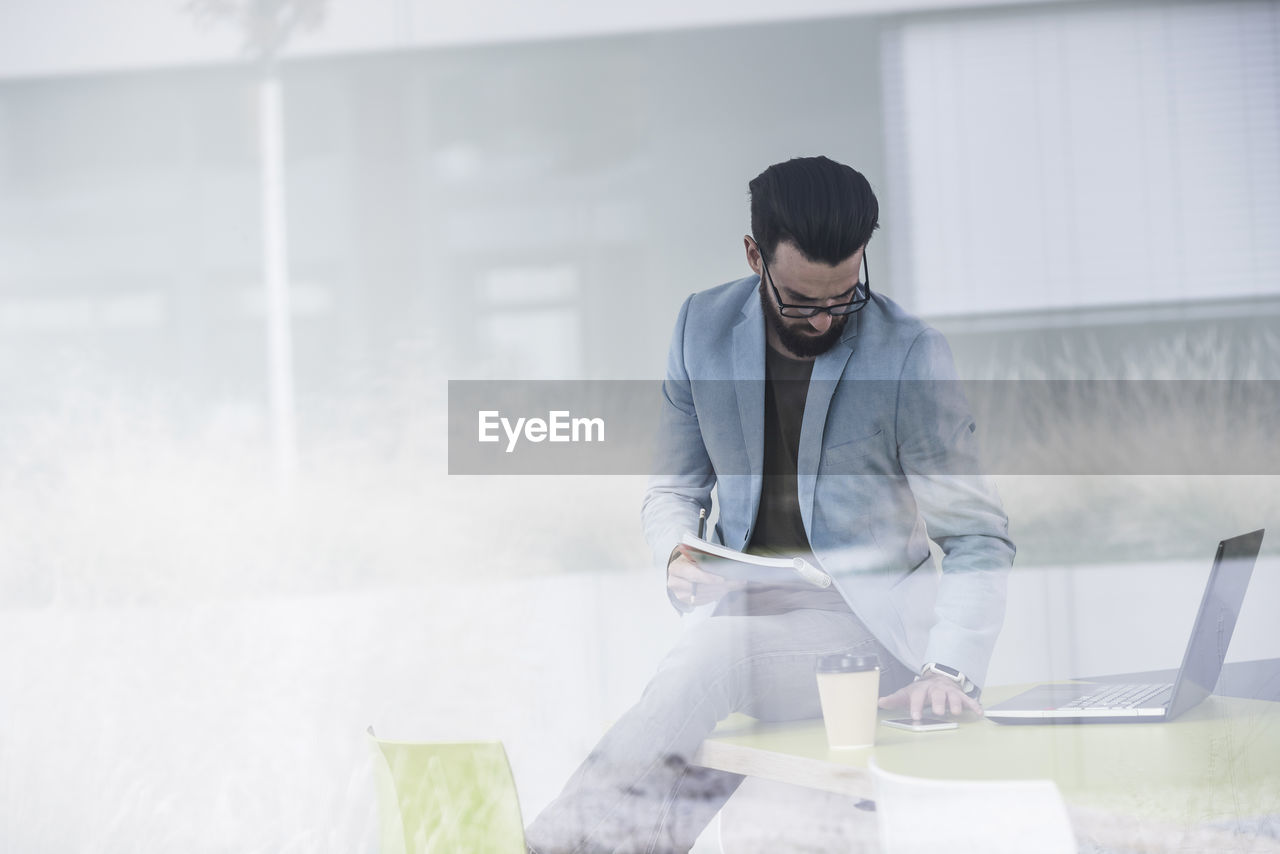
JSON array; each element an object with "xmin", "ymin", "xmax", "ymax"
[
  {"xmin": 641, "ymin": 294, "xmax": 716, "ymax": 570},
  {"xmin": 895, "ymin": 328, "xmax": 1015, "ymax": 688}
]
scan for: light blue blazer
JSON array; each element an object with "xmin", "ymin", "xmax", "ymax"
[{"xmin": 642, "ymin": 275, "xmax": 1015, "ymax": 687}]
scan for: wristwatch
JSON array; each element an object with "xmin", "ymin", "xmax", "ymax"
[{"xmin": 919, "ymin": 662, "xmax": 980, "ymax": 698}]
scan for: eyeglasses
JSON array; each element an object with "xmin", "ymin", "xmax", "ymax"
[{"xmin": 758, "ymin": 243, "xmax": 871, "ymax": 318}]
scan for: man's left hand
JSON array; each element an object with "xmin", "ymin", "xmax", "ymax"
[{"xmin": 878, "ymin": 675, "xmax": 982, "ymax": 720}]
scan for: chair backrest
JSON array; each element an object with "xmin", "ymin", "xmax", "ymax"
[
  {"xmin": 366, "ymin": 727, "xmax": 526, "ymax": 854},
  {"xmin": 869, "ymin": 757, "xmax": 1076, "ymax": 854}
]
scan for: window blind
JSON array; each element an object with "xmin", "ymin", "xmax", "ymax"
[{"xmin": 883, "ymin": 1, "xmax": 1279, "ymax": 317}]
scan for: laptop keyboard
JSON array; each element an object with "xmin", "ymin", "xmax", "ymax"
[{"xmin": 1060, "ymin": 683, "xmax": 1173, "ymax": 711}]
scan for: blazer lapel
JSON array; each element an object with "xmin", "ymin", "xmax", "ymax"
[
  {"xmin": 733, "ymin": 286, "xmax": 766, "ymax": 546},
  {"xmin": 797, "ymin": 312, "xmax": 861, "ymax": 536}
]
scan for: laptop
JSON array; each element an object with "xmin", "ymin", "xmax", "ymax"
[{"xmin": 986, "ymin": 529, "xmax": 1264, "ymax": 725}]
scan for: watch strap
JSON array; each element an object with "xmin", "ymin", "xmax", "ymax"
[{"xmin": 920, "ymin": 662, "xmax": 980, "ymax": 698}]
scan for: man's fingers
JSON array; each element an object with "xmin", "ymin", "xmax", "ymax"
[
  {"xmin": 884, "ymin": 685, "xmax": 914, "ymax": 710},
  {"xmin": 879, "ymin": 681, "xmax": 980, "ymax": 720},
  {"xmin": 878, "ymin": 685, "xmax": 907, "ymax": 709},
  {"xmin": 909, "ymin": 686, "xmax": 927, "ymax": 721},
  {"xmin": 672, "ymin": 578, "xmax": 702, "ymax": 607},
  {"xmin": 667, "ymin": 561, "xmax": 741, "ymax": 605},
  {"xmin": 669, "ymin": 560, "xmax": 725, "ymax": 584},
  {"xmin": 669, "ymin": 554, "xmax": 751, "ymax": 598}
]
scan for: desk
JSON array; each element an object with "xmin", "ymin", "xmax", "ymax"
[{"xmin": 695, "ymin": 686, "xmax": 1280, "ymax": 830}]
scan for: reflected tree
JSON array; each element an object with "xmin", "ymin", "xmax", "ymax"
[{"xmin": 185, "ymin": 0, "xmax": 329, "ymax": 488}]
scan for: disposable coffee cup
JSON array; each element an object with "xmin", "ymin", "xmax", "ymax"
[{"xmin": 816, "ymin": 653, "xmax": 880, "ymax": 749}]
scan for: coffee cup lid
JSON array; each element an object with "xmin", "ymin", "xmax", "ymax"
[{"xmin": 817, "ymin": 653, "xmax": 879, "ymax": 673}]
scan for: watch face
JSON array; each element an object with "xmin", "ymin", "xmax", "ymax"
[{"xmin": 934, "ymin": 664, "xmax": 961, "ymax": 679}]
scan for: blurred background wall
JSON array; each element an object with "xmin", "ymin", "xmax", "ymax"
[{"xmin": 0, "ymin": 0, "xmax": 1277, "ymax": 850}]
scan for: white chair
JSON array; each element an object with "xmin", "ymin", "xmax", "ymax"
[{"xmin": 869, "ymin": 757, "xmax": 1076, "ymax": 854}]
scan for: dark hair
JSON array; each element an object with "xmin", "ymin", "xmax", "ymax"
[{"xmin": 749, "ymin": 156, "xmax": 879, "ymax": 265}]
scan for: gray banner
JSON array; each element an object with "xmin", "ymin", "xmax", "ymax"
[{"xmin": 448, "ymin": 380, "xmax": 1280, "ymax": 475}]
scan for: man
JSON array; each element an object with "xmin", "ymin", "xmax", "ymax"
[{"xmin": 526, "ymin": 156, "xmax": 1014, "ymax": 854}]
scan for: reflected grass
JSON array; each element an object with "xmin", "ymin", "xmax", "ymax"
[{"xmin": 972, "ymin": 329, "xmax": 1280, "ymax": 566}]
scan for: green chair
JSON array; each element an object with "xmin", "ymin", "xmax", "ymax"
[{"xmin": 367, "ymin": 727, "xmax": 527, "ymax": 854}]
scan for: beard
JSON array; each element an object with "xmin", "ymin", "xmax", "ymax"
[{"xmin": 758, "ymin": 279, "xmax": 849, "ymax": 358}]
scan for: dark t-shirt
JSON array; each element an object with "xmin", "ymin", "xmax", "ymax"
[
  {"xmin": 746, "ymin": 345, "xmax": 813, "ymax": 556},
  {"xmin": 717, "ymin": 344, "xmax": 849, "ymax": 616}
]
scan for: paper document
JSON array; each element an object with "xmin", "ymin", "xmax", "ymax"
[{"xmin": 679, "ymin": 533, "xmax": 832, "ymax": 588}]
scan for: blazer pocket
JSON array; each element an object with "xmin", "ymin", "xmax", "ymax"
[
  {"xmin": 824, "ymin": 428, "xmax": 884, "ymax": 454},
  {"xmin": 820, "ymin": 428, "xmax": 885, "ymax": 473}
]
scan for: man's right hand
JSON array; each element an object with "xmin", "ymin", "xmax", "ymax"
[{"xmin": 666, "ymin": 546, "xmax": 746, "ymax": 608}]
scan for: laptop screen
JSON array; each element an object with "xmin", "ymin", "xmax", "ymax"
[{"xmin": 1166, "ymin": 529, "xmax": 1264, "ymax": 720}]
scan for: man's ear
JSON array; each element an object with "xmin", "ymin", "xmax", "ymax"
[{"xmin": 743, "ymin": 235, "xmax": 763, "ymax": 275}]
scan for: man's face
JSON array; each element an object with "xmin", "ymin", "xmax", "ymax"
[{"xmin": 750, "ymin": 239, "xmax": 864, "ymax": 359}]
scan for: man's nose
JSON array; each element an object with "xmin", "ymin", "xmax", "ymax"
[{"xmin": 808, "ymin": 312, "xmax": 833, "ymax": 333}]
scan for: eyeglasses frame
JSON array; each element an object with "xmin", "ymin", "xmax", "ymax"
[{"xmin": 754, "ymin": 239, "xmax": 872, "ymax": 318}]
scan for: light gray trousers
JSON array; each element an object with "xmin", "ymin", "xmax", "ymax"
[{"xmin": 525, "ymin": 607, "xmax": 913, "ymax": 854}]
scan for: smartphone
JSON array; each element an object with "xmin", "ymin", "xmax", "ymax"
[{"xmin": 880, "ymin": 716, "xmax": 958, "ymax": 732}]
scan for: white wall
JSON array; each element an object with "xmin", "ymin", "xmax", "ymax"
[
  {"xmin": 0, "ymin": 0, "xmax": 1075, "ymax": 80},
  {"xmin": 989, "ymin": 555, "xmax": 1280, "ymax": 686}
]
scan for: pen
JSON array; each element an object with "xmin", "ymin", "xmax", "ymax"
[{"xmin": 697, "ymin": 508, "xmax": 706, "ymax": 540}]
